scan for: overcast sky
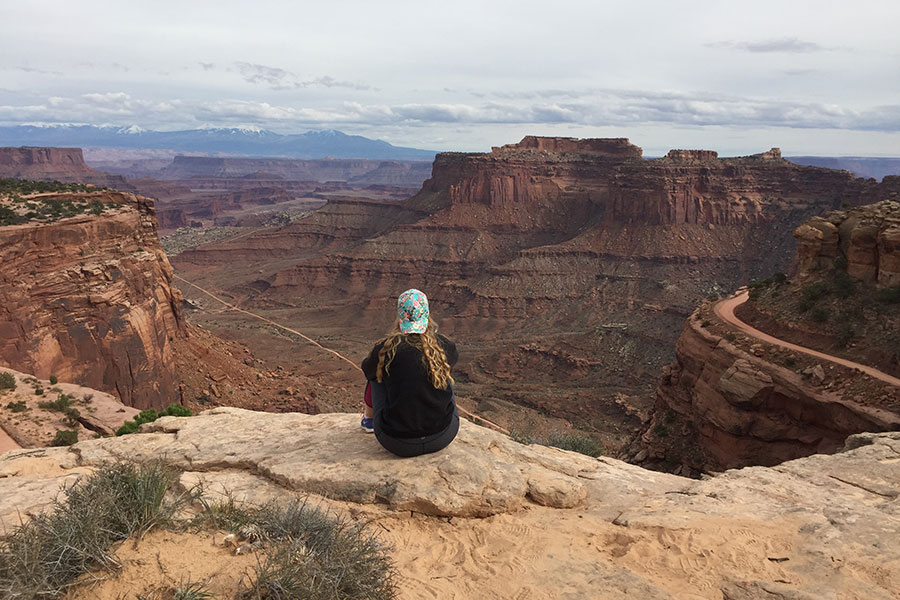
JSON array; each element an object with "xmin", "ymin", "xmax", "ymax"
[{"xmin": 1, "ymin": 0, "xmax": 898, "ymax": 155}]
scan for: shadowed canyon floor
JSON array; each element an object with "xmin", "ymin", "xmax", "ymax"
[{"xmin": 2, "ymin": 409, "xmax": 899, "ymax": 599}]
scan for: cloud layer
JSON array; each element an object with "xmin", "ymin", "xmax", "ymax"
[{"xmin": 0, "ymin": 0, "xmax": 898, "ymax": 153}]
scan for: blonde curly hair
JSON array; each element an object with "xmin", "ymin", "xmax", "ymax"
[{"xmin": 375, "ymin": 317, "xmax": 453, "ymax": 390}]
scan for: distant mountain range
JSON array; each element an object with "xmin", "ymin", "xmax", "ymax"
[
  {"xmin": 0, "ymin": 125, "xmax": 437, "ymax": 161},
  {"xmin": 785, "ymin": 156, "xmax": 900, "ymax": 182}
]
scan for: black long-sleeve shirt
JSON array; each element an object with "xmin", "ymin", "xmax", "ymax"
[{"xmin": 361, "ymin": 334, "xmax": 458, "ymax": 438}]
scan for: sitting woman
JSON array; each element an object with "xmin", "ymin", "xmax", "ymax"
[{"xmin": 361, "ymin": 289, "xmax": 459, "ymax": 457}]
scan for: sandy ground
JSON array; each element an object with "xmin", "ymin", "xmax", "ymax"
[
  {"xmin": 67, "ymin": 500, "xmax": 811, "ymax": 600},
  {"xmin": 71, "ymin": 530, "xmax": 260, "ymax": 599}
]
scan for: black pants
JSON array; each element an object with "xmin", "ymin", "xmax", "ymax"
[{"xmin": 370, "ymin": 381, "xmax": 459, "ymax": 457}]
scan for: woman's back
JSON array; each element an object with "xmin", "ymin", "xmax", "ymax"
[{"xmin": 362, "ymin": 334, "xmax": 458, "ymax": 438}]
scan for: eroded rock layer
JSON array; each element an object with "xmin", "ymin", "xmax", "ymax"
[
  {"xmin": 795, "ymin": 197, "xmax": 900, "ymax": 286},
  {"xmin": 175, "ymin": 137, "xmax": 900, "ymax": 437},
  {"xmin": 643, "ymin": 312, "xmax": 900, "ymax": 471},
  {"xmin": 0, "ymin": 191, "xmax": 185, "ymax": 408},
  {"xmin": 0, "ymin": 146, "xmax": 129, "ymax": 188}
]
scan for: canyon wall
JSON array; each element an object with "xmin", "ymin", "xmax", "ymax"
[
  {"xmin": 638, "ymin": 313, "xmax": 899, "ymax": 472},
  {"xmin": 0, "ymin": 146, "xmax": 129, "ymax": 188},
  {"xmin": 794, "ymin": 197, "xmax": 900, "ymax": 286},
  {"xmin": 637, "ymin": 200, "xmax": 900, "ymax": 472},
  {"xmin": 0, "ymin": 191, "xmax": 186, "ymax": 409},
  {"xmin": 174, "ymin": 137, "xmax": 900, "ymax": 440}
]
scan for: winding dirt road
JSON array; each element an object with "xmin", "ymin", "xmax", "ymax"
[{"xmin": 714, "ymin": 290, "xmax": 900, "ymax": 387}]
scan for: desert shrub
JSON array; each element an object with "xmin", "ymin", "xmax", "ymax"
[
  {"xmin": 115, "ymin": 421, "xmax": 140, "ymax": 436},
  {"xmin": 701, "ymin": 320, "xmax": 711, "ymax": 328},
  {"xmin": 6, "ymin": 400, "xmax": 27, "ymax": 412},
  {"xmin": 34, "ymin": 387, "xmax": 44, "ymax": 396},
  {"xmin": 801, "ymin": 281, "xmax": 830, "ymax": 304},
  {"xmin": 546, "ymin": 432, "xmax": 604, "ymax": 458},
  {"xmin": 508, "ymin": 429, "xmax": 538, "ymax": 445},
  {"xmin": 0, "ymin": 205, "xmax": 29, "ymax": 226},
  {"xmin": 835, "ymin": 323, "xmax": 856, "ymax": 348},
  {"xmin": 49, "ymin": 375, "xmax": 58, "ymax": 385},
  {"xmin": 162, "ymin": 403, "xmax": 192, "ymax": 417},
  {"xmin": 748, "ymin": 272, "xmax": 787, "ymax": 299},
  {"xmin": 38, "ymin": 393, "xmax": 73, "ymax": 412},
  {"xmin": 0, "ymin": 372, "xmax": 15, "ymax": 390},
  {"xmin": 0, "ymin": 463, "xmax": 179, "ymax": 599},
  {"xmin": 117, "ymin": 403, "xmax": 193, "ymax": 436},
  {"xmin": 63, "ymin": 407, "xmax": 81, "ymax": 427},
  {"xmin": 809, "ymin": 306, "xmax": 830, "ymax": 323},
  {"xmin": 653, "ymin": 423, "xmax": 669, "ymax": 437},
  {"xmin": 783, "ymin": 356, "xmax": 797, "ymax": 367},
  {"xmin": 831, "ymin": 270, "xmax": 855, "ymax": 298},
  {"xmin": 876, "ymin": 286, "xmax": 900, "ymax": 304},
  {"xmin": 136, "ymin": 409, "xmax": 160, "ymax": 425},
  {"xmin": 202, "ymin": 498, "xmax": 396, "ymax": 600},
  {"xmin": 724, "ymin": 332, "xmax": 736, "ymax": 342},
  {"xmin": 173, "ymin": 581, "xmax": 215, "ymax": 600},
  {"xmin": 50, "ymin": 429, "xmax": 78, "ymax": 446}
]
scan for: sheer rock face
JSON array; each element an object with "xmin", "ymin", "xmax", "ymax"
[
  {"xmin": 0, "ymin": 146, "xmax": 129, "ymax": 188},
  {"xmin": 0, "ymin": 192, "xmax": 185, "ymax": 408},
  {"xmin": 794, "ymin": 199, "xmax": 900, "ymax": 286},
  {"xmin": 648, "ymin": 315, "xmax": 900, "ymax": 471},
  {"xmin": 2, "ymin": 409, "xmax": 899, "ymax": 599},
  {"xmin": 0, "ymin": 147, "xmax": 98, "ymax": 180}
]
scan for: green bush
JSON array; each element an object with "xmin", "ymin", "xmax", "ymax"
[
  {"xmin": 49, "ymin": 375, "xmax": 58, "ymax": 385},
  {"xmin": 546, "ymin": 432, "xmax": 604, "ymax": 458},
  {"xmin": 38, "ymin": 394, "xmax": 73, "ymax": 412},
  {"xmin": 809, "ymin": 306, "xmax": 830, "ymax": 323},
  {"xmin": 162, "ymin": 403, "xmax": 192, "ymax": 417},
  {"xmin": 6, "ymin": 400, "xmax": 27, "ymax": 412},
  {"xmin": 63, "ymin": 407, "xmax": 81, "ymax": 427},
  {"xmin": 34, "ymin": 387, "xmax": 44, "ymax": 396},
  {"xmin": 701, "ymin": 320, "xmax": 711, "ymax": 328},
  {"xmin": 832, "ymin": 270, "xmax": 855, "ymax": 298},
  {"xmin": 783, "ymin": 356, "xmax": 797, "ymax": 367},
  {"xmin": 876, "ymin": 286, "xmax": 900, "ymax": 304},
  {"xmin": 115, "ymin": 421, "xmax": 140, "ymax": 436},
  {"xmin": 116, "ymin": 403, "xmax": 193, "ymax": 436},
  {"xmin": 0, "ymin": 372, "xmax": 15, "ymax": 390},
  {"xmin": 136, "ymin": 409, "xmax": 159, "ymax": 425},
  {"xmin": 836, "ymin": 323, "xmax": 856, "ymax": 348},
  {"xmin": 50, "ymin": 430, "xmax": 78, "ymax": 447},
  {"xmin": 801, "ymin": 281, "xmax": 830, "ymax": 303}
]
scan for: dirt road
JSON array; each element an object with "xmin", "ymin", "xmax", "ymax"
[{"xmin": 714, "ymin": 290, "xmax": 900, "ymax": 387}]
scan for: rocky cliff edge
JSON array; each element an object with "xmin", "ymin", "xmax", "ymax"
[{"xmin": 2, "ymin": 408, "xmax": 899, "ymax": 599}]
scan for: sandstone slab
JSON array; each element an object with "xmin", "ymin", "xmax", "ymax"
[{"xmin": 1, "ymin": 410, "xmax": 899, "ymax": 598}]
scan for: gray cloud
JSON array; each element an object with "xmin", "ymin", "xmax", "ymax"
[
  {"xmin": 15, "ymin": 66, "xmax": 64, "ymax": 76},
  {"xmin": 3, "ymin": 90, "xmax": 897, "ymax": 134},
  {"xmin": 233, "ymin": 62, "xmax": 370, "ymax": 91},
  {"xmin": 707, "ymin": 37, "xmax": 831, "ymax": 53}
]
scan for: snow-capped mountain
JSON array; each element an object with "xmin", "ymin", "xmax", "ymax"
[{"xmin": 0, "ymin": 125, "xmax": 436, "ymax": 160}]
